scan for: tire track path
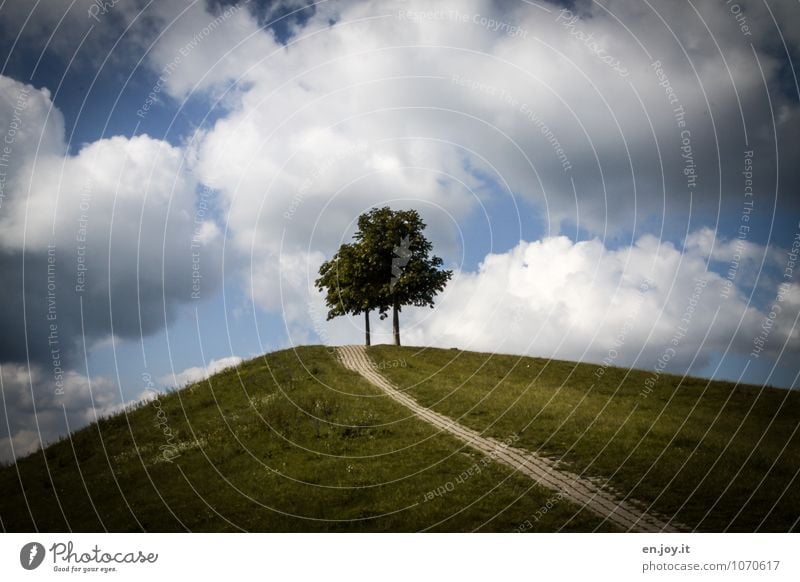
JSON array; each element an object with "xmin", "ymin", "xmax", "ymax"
[{"xmin": 338, "ymin": 345, "xmax": 684, "ymax": 532}]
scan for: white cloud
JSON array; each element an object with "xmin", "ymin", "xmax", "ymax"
[
  {"xmin": 146, "ymin": 1, "xmax": 275, "ymax": 100},
  {"xmin": 0, "ymin": 75, "xmax": 65, "ymax": 186},
  {"xmin": 0, "ymin": 363, "xmax": 121, "ymax": 463},
  {"xmin": 0, "ymin": 74, "xmax": 224, "ymax": 365},
  {"xmin": 160, "ymin": 355, "xmax": 243, "ymax": 388},
  {"xmin": 140, "ymin": 0, "xmax": 799, "ymax": 244},
  {"xmin": 302, "ymin": 231, "xmax": 799, "ymax": 375},
  {"xmin": 418, "ymin": 233, "xmax": 798, "ymax": 370},
  {"xmin": 131, "ymin": 0, "xmax": 800, "ymax": 331},
  {"xmin": 685, "ymin": 226, "xmax": 786, "ymax": 288}
]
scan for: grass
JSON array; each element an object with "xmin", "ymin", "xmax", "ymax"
[
  {"xmin": 370, "ymin": 345, "xmax": 800, "ymax": 532},
  {"xmin": 0, "ymin": 346, "xmax": 611, "ymax": 532}
]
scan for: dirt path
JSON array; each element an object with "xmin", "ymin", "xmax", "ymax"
[{"xmin": 337, "ymin": 345, "xmax": 684, "ymax": 532}]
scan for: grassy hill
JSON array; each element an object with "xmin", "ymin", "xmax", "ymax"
[{"xmin": 1, "ymin": 345, "xmax": 798, "ymax": 532}]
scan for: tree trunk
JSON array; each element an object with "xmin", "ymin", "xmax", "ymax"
[
  {"xmin": 393, "ymin": 303, "xmax": 400, "ymax": 346},
  {"xmin": 365, "ymin": 310, "xmax": 371, "ymax": 346}
]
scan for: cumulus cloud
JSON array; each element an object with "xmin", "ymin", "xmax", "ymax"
[
  {"xmin": 304, "ymin": 230, "xmax": 799, "ymax": 375},
  {"xmin": 145, "ymin": 0, "xmax": 275, "ymax": 100},
  {"xmin": 0, "ymin": 363, "xmax": 122, "ymax": 463},
  {"xmin": 126, "ymin": 0, "xmax": 798, "ymax": 327},
  {"xmin": 685, "ymin": 226, "xmax": 786, "ymax": 289},
  {"xmin": 136, "ymin": 0, "xmax": 799, "ymax": 364},
  {"xmin": 140, "ymin": 0, "xmax": 800, "ymax": 243},
  {"xmin": 160, "ymin": 355, "xmax": 243, "ymax": 388},
  {"xmin": 0, "ymin": 75, "xmax": 223, "ymax": 367},
  {"xmin": 409, "ymin": 233, "xmax": 798, "ymax": 368}
]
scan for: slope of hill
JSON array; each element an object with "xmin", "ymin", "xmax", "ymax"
[
  {"xmin": 1, "ymin": 345, "xmax": 797, "ymax": 532},
  {"xmin": 371, "ymin": 345, "xmax": 800, "ymax": 532}
]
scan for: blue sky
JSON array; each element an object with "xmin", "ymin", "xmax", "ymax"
[{"xmin": 1, "ymin": 0, "xmax": 799, "ymax": 461}]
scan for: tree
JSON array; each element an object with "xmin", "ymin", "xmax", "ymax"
[
  {"xmin": 315, "ymin": 207, "xmax": 452, "ymax": 346},
  {"xmin": 315, "ymin": 242, "xmax": 379, "ymax": 346}
]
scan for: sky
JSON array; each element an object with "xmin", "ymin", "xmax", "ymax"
[{"xmin": 1, "ymin": 0, "xmax": 799, "ymax": 463}]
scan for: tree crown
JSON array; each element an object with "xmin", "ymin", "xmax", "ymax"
[{"xmin": 314, "ymin": 207, "xmax": 452, "ymax": 321}]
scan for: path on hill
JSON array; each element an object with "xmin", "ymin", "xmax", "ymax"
[{"xmin": 337, "ymin": 345, "xmax": 684, "ymax": 533}]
